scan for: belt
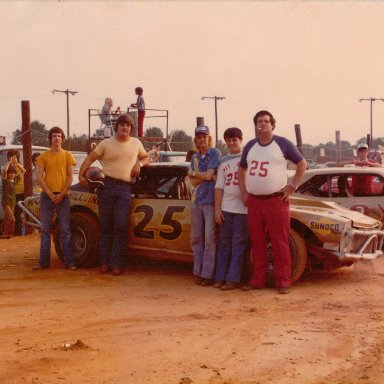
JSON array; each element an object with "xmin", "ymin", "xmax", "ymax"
[
  {"xmin": 104, "ymin": 176, "xmax": 132, "ymax": 186},
  {"xmin": 250, "ymin": 191, "xmax": 284, "ymax": 200}
]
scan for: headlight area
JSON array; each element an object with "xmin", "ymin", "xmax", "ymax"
[
  {"xmin": 307, "ymin": 226, "xmax": 384, "ymax": 270},
  {"xmin": 338, "ymin": 227, "xmax": 384, "ymax": 260}
]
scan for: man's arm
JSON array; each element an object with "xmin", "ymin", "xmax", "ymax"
[
  {"xmin": 79, "ymin": 151, "xmax": 100, "ymax": 186},
  {"xmin": 36, "ymin": 164, "xmax": 55, "ymax": 201},
  {"xmin": 337, "ymin": 159, "xmax": 355, "ymax": 167},
  {"xmin": 131, "ymin": 152, "xmax": 150, "ymax": 178},
  {"xmin": 238, "ymin": 167, "xmax": 248, "ymax": 206},
  {"xmin": 283, "ymin": 158, "xmax": 307, "ymax": 200},
  {"xmin": 214, "ymin": 188, "xmax": 224, "ymax": 225},
  {"xmin": 52, "ymin": 164, "xmax": 74, "ymax": 204}
]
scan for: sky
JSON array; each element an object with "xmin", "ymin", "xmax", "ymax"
[{"xmin": 1, "ymin": 1, "xmax": 384, "ymax": 148}]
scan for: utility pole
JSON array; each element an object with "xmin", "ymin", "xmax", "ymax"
[
  {"xmin": 52, "ymin": 89, "xmax": 78, "ymax": 140},
  {"xmin": 201, "ymin": 96, "xmax": 226, "ymax": 146},
  {"xmin": 359, "ymin": 97, "xmax": 384, "ymax": 148}
]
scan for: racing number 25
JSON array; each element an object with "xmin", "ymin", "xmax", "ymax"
[
  {"xmin": 133, "ymin": 205, "xmax": 185, "ymax": 240},
  {"xmin": 249, "ymin": 160, "xmax": 269, "ymax": 177}
]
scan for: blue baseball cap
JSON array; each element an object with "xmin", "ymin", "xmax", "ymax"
[{"xmin": 195, "ymin": 125, "xmax": 209, "ymax": 135}]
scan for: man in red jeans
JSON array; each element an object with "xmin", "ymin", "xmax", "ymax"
[{"xmin": 238, "ymin": 110, "xmax": 306, "ymax": 294}]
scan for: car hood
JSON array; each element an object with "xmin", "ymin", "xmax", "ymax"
[{"xmin": 290, "ymin": 196, "xmax": 381, "ymax": 229}]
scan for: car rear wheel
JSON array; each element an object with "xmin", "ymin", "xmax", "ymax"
[{"xmin": 54, "ymin": 212, "xmax": 99, "ymax": 267}]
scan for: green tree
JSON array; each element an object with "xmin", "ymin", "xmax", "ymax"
[
  {"xmin": 169, "ymin": 130, "xmax": 193, "ymax": 151},
  {"xmin": 11, "ymin": 120, "xmax": 49, "ymax": 146},
  {"xmin": 144, "ymin": 126, "xmax": 163, "ymax": 138},
  {"xmin": 62, "ymin": 134, "xmax": 89, "ymax": 152}
]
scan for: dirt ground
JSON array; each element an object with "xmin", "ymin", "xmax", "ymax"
[{"xmin": 1, "ymin": 234, "xmax": 384, "ymax": 384}]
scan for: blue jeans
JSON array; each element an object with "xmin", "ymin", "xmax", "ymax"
[
  {"xmin": 215, "ymin": 211, "xmax": 249, "ymax": 283},
  {"xmin": 190, "ymin": 204, "xmax": 216, "ymax": 279},
  {"xmin": 97, "ymin": 181, "xmax": 131, "ymax": 268},
  {"xmin": 40, "ymin": 192, "xmax": 74, "ymax": 267}
]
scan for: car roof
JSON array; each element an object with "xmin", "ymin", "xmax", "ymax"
[{"xmin": 303, "ymin": 167, "xmax": 384, "ymax": 175}]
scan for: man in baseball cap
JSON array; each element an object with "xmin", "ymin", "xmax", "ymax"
[
  {"xmin": 188, "ymin": 123, "xmax": 221, "ymax": 286},
  {"xmin": 195, "ymin": 125, "xmax": 210, "ymax": 135}
]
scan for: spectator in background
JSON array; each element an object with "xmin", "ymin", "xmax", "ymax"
[
  {"xmin": 188, "ymin": 124, "xmax": 220, "ymax": 286},
  {"xmin": 338, "ymin": 142, "xmax": 383, "ymax": 195},
  {"xmin": 6, "ymin": 150, "xmax": 25, "ymax": 235},
  {"xmin": 130, "ymin": 87, "xmax": 145, "ymax": 138},
  {"xmin": 1, "ymin": 165, "xmax": 18, "ymax": 237},
  {"xmin": 100, "ymin": 97, "xmax": 121, "ymax": 137}
]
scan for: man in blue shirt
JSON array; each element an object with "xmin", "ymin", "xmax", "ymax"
[{"xmin": 188, "ymin": 125, "xmax": 221, "ymax": 286}]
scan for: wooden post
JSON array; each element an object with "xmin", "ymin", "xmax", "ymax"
[
  {"xmin": 294, "ymin": 124, "xmax": 303, "ymax": 155},
  {"xmin": 21, "ymin": 100, "xmax": 33, "ymax": 235},
  {"xmin": 336, "ymin": 131, "xmax": 341, "ymax": 163},
  {"xmin": 21, "ymin": 101, "xmax": 33, "ymax": 198}
]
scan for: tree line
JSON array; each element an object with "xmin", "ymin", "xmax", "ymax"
[{"xmin": 10, "ymin": 120, "xmax": 384, "ymax": 157}]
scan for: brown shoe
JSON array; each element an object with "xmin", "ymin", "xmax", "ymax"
[
  {"xmin": 213, "ymin": 281, "xmax": 225, "ymax": 288},
  {"xmin": 111, "ymin": 267, "xmax": 123, "ymax": 276},
  {"xmin": 195, "ymin": 276, "xmax": 202, "ymax": 285},
  {"xmin": 221, "ymin": 281, "xmax": 240, "ymax": 291},
  {"xmin": 278, "ymin": 287, "xmax": 290, "ymax": 294},
  {"xmin": 32, "ymin": 265, "xmax": 49, "ymax": 270},
  {"xmin": 99, "ymin": 264, "xmax": 109, "ymax": 274},
  {"xmin": 201, "ymin": 278, "xmax": 214, "ymax": 287}
]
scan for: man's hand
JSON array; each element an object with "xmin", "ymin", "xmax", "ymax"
[
  {"xmin": 131, "ymin": 162, "xmax": 141, "ymax": 178},
  {"xmin": 215, "ymin": 208, "xmax": 225, "ymax": 225}
]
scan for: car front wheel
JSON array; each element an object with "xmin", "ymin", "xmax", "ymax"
[{"xmin": 54, "ymin": 212, "xmax": 99, "ymax": 268}]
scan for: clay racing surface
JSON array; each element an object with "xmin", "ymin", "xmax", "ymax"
[{"xmin": 1, "ymin": 234, "xmax": 384, "ymax": 384}]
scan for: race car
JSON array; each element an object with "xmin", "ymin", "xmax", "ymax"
[
  {"xmin": 19, "ymin": 163, "xmax": 384, "ymax": 282},
  {"xmin": 290, "ymin": 167, "xmax": 384, "ymax": 223}
]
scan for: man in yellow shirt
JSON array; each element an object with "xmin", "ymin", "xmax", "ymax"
[
  {"xmin": 33, "ymin": 127, "xmax": 77, "ymax": 270},
  {"xmin": 79, "ymin": 114, "xmax": 149, "ymax": 275}
]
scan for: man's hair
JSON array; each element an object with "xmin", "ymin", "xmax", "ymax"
[
  {"xmin": 48, "ymin": 127, "xmax": 65, "ymax": 145},
  {"xmin": 113, "ymin": 114, "xmax": 135, "ymax": 132},
  {"xmin": 253, "ymin": 110, "xmax": 276, "ymax": 127},
  {"xmin": 135, "ymin": 87, "xmax": 143, "ymax": 95},
  {"xmin": 7, "ymin": 149, "xmax": 20, "ymax": 160},
  {"xmin": 224, "ymin": 127, "xmax": 243, "ymax": 140},
  {"xmin": 193, "ymin": 135, "xmax": 213, "ymax": 150}
]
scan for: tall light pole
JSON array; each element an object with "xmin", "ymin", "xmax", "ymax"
[
  {"xmin": 201, "ymin": 96, "xmax": 226, "ymax": 146},
  {"xmin": 359, "ymin": 97, "xmax": 384, "ymax": 148},
  {"xmin": 52, "ymin": 89, "xmax": 78, "ymax": 139}
]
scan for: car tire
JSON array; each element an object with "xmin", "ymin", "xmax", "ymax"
[
  {"xmin": 54, "ymin": 212, "xmax": 99, "ymax": 268},
  {"xmin": 289, "ymin": 228, "xmax": 308, "ymax": 283},
  {"xmin": 243, "ymin": 227, "xmax": 308, "ymax": 284}
]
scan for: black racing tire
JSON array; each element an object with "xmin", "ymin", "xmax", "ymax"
[
  {"xmin": 54, "ymin": 212, "xmax": 99, "ymax": 268},
  {"xmin": 243, "ymin": 227, "xmax": 308, "ymax": 284}
]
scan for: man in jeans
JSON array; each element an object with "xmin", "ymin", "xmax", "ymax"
[
  {"xmin": 33, "ymin": 127, "xmax": 77, "ymax": 270},
  {"xmin": 188, "ymin": 124, "xmax": 220, "ymax": 286},
  {"xmin": 214, "ymin": 127, "xmax": 249, "ymax": 291},
  {"xmin": 79, "ymin": 114, "xmax": 149, "ymax": 275}
]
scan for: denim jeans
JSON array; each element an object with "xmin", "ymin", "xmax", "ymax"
[
  {"xmin": 190, "ymin": 203, "xmax": 216, "ymax": 279},
  {"xmin": 97, "ymin": 182, "xmax": 131, "ymax": 268},
  {"xmin": 40, "ymin": 192, "xmax": 74, "ymax": 267},
  {"xmin": 215, "ymin": 211, "xmax": 249, "ymax": 283}
]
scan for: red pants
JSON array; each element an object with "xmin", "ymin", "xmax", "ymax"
[
  {"xmin": 138, "ymin": 110, "xmax": 145, "ymax": 138},
  {"xmin": 247, "ymin": 195, "xmax": 291, "ymax": 288}
]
